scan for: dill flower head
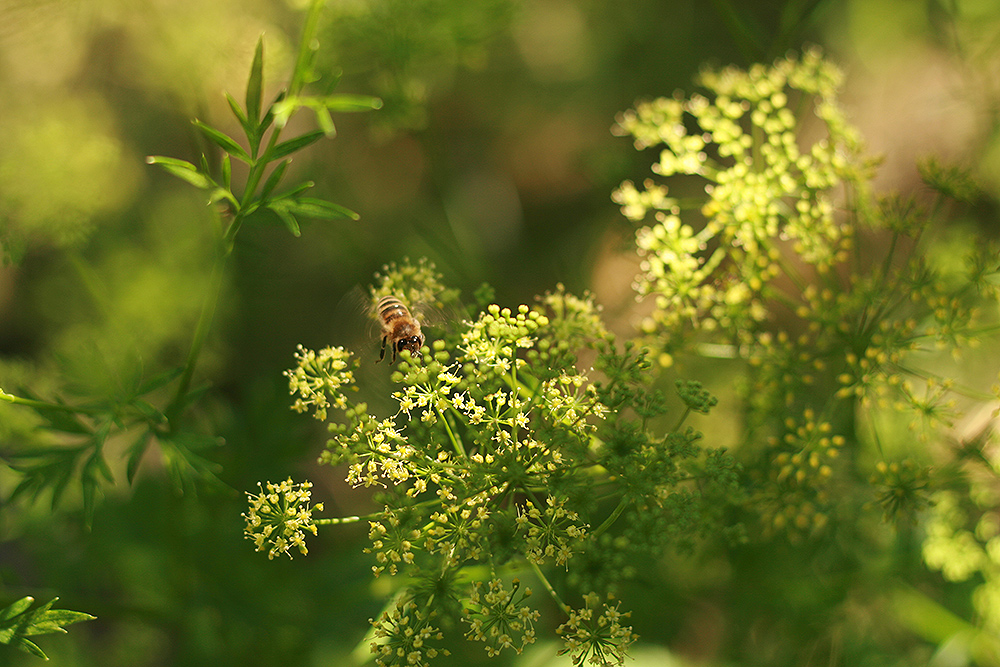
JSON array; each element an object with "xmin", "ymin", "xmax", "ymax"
[
  {"xmin": 613, "ymin": 48, "xmax": 871, "ymax": 349},
  {"xmin": 370, "ymin": 600, "xmax": 449, "ymax": 667},
  {"xmin": 284, "ymin": 345, "xmax": 356, "ymax": 421},
  {"xmin": 464, "ymin": 578, "xmax": 540, "ymax": 657},
  {"xmin": 556, "ymin": 592, "xmax": 638, "ymax": 667},
  {"xmin": 243, "ymin": 478, "xmax": 324, "ymax": 560}
]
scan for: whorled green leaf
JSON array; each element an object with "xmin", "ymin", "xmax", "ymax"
[
  {"xmin": 192, "ymin": 120, "xmax": 251, "ymax": 164},
  {"xmin": 145, "ymin": 156, "xmax": 213, "ymax": 190}
]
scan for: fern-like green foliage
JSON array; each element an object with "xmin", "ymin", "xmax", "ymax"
[{"xmin": 0, "ymin": 597, "xmax": 94, "ymax": 661}]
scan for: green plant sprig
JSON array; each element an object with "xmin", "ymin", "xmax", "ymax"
[{"xmin": 2, "ymin": 0, "xmax": 380, "ymax": 521}]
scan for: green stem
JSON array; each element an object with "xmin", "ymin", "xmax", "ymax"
[
  {"xmin": 590, "ymin": 497, "xmax": 629, "ymax": 540},
  {"xmin": 436, "ymin": 405, "xmax": 466, "ymax": 458},
  {"xmin": 0, "ymin": 390, "xmax": 104, "ymax": 416},
  {"xmin": 166, "ymin": 244, "xmax": 229, "ymax": 422},
  {"xmin": 529, "ymin": 560, "xmax": 571, "ymax": 616},
  {"xmin": 314, "ymin": 514, "xmax": 365, "ymax": 526}
]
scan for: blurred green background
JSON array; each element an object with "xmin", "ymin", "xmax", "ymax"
[{"xmin": 1, "ymin": 0, "xmax": 1000, "ymax": 665}]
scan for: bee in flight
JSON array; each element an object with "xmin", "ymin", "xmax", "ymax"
[{"xmin": 374, "ymin": 295, "xmax": 424, "ymax": 363}]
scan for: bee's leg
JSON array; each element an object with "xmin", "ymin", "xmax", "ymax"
[{"xmin": 377, "ymin": 336, "xmax": 387, "ymax": 363}]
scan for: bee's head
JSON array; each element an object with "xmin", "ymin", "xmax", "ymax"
[{"xmin": 397, "ymin": 335, "xmax": 424, "ymax": 359}]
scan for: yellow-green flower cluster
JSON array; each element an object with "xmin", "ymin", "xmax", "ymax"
[
  {"xmin": 515, "ymin": 497, "xmax": 588, "ymax": 568},
  {"xmin": 284, "ymin": 345, "xmax": 356, "ymax": 421},
  {"xmin": 464, "ymin": 578, "xmax": 540, "ymax": 657},
  {"xmin": 538, "ymin": 284, "xmax": 610, "ymax": 350},
  {"xmin": 242, "ymin": 478, "xmax": 324, "ymax": 560},
  {"xmin": 459, "ymin": 304, "xmax": 548, "ymax": 375},
  {"xmin": 753, "ymin": 409, "xmax": 843, "ymax": 539},
  {"xmin": 613, "ymin": 49, "xmax": 867, "ymax": 348},
  {"xmin": 870, "ymin": 459, "xmax": 932, "ymax": 522},
  {"xmin": 556, "ymin": 592, "xmax": 637, "ymax": 667},
  {"xmin": 367, "ymin": 510, "xmax": 421, "ymax": 576},
  {"xmin": 371, "ymin": 257, "xmax": 460, "ymax": 311},
  {"xmin": 370, "ymin": 600, "xmax": 449, "ymax": 667}
]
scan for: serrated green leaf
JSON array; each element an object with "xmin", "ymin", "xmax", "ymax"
[
  {"xmin": 192, "ymin": 120, "xmax": 251, "ymax": 164},
  {"xmin": 259, "ymin": 160, "xmax": 290, "ymax": 203},
  {"xmin": 246, "ymin": 36, "xmax": 264, "ymax": 126},
  {"xmin": 271, "ymin": 130, "xmax": 326, "ymax": 160},
  {"xmin": 323, "ymin": 94, "xmax": 384, "ymax": 112},
  {"xmin": 146, "ymin": 156, "xmax": 213, "ymax": 190}
]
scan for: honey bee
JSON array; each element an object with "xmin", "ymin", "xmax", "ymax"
[{"xmin": 374, "ymin": 295, "xmax": 425, "ymax": 363}]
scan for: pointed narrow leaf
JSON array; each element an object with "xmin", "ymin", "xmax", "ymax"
[
  {"xmin": 284, "ymin": 197, "xmax": 360, "ymax": 221},
  {"xmin": 87, "ymin": 450, "xmax": 114, "ymax": 484},
  {"xmin": 136, "ymin": 367, "xmax": 184, "ymax": 396},
  {"xmin": 266, "ymin": 202, "xmax": 301, "ymax": 236},
  {"xmin": 323, "ymin": 94, "xmax": 383, "ymax": 112},
  {"xmin": 23, "ymin": 609, "xmax": 96, "ymax": 636},
  {"xmin": 126, "ymin": 431, "xmax": 153, "ymax": 484},
  {"xmin": 13, "ymin": 387, "xmax": 93, "ymax": 435},
  {"xmin": 225, "ymin": 92, "xmax": 250, "ymax": 132},
  {"xmin": 222, "ymin": 154, "xmax": 232, "ymax": 189},
  {"xmin": 259, "ymin": 160, "xmax": 290, "ymax": 202},
  {"xmin": 192, "ymin": 120, "xmax": 251, "ymax": 163},
  {"xmin": 272, "ymin": 130, "xmax": 326, "ymax": 160},
  {"xmin": 259, "ymin": 91, "xmax": 285, "ymax": 135},
  {"xmin": 13, "ymin": 637, "xmax": 47, "ymax": 659},
  {"xmin": 270, "ymin": 180, "xmax": 314, "ymax": 201},
  {"xmin": 246, "ymin": 37, "xmax": 264, "ymax": 125},
  {"xmin": 146, "ymin": 156, "xmax": 213, "ymax": 190}
]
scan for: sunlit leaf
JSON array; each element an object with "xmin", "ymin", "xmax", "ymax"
[
  {"xmin": 275, "ymin": 197, "xmax": 359, "ymax": 221},
  {"xmin": 246, "ymin": 36, "xmax": 264, "ymax": 125},
  {"xmin": 272, "ymin": 130, "xmax": 326, "ymax": 160},
  {"xmin": 192, "ymin": 120, "xmax": 251, "ymax": 164},
  {"xmin": 322, "ymin": 94, "xmax": 383, "ymax": 112},
  {"xmin": 145, "ymin": 156, "xmax": 213, "ymax": 190}
]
